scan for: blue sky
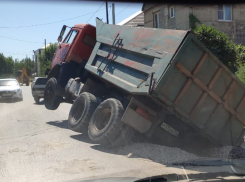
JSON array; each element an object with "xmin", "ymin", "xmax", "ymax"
[{"xmin": 0, "ymin": 1, "xmax": 143, "ymax": 61}]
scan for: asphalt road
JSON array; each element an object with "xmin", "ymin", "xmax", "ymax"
[
  {"xmin": 0, "ymin": 85, "xmax": 184, "ymax": 182},
  {"xmin": 0, "ymin": 86, "xmax": 244, "ymax": 182}
]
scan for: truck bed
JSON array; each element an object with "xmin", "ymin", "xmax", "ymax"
[{"xmin": 85, "ymin": 19, "xmax": 245, "ymax": 147}]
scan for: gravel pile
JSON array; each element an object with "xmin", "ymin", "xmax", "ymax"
[
  {"xmin": 105, "ymin": 142, "xmax": 237, "ymax": 165},
  {"xmin": 203, "ymin": 146, "xmax": 234, "ymax": 159},
  {"xmin": 113, "ymin": 142, "xmax": 206, "ymax": 164}
]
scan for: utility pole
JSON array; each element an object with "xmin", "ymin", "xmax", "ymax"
[
  {"xmin": 112, "ymin": 3, "xmax": 115, "ymax": 25},
  {"xmin": 33, "ymin": 50, "xmax": 37, "ymax": 76},
  {"xmin": 14, "ymin": 59, "xmax": 16, "ymax": 77},
  {"xmin": 32, "ymin": 55, "xmax": 35, "ymax": 76},
  {"xmin": 44, "ymin": 39, "xmax": 46, "ymax": 62},
  {"xmin": 106, "ymin": 1, "xmax": 109, "ymax": 24}
]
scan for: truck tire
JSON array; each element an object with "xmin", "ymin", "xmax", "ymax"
[
  {"xmin": 44, "ymin": 78, "xmax": 62, "ymax": 110},
  {"xmin": 228, "ymin": 146, "xmax": 245, "ymax": 176},
  {"xmin": 88, "ymin": 98, "xmax": 124, "ymax": 145},
  {"xmin": 68, "ymin": 92, "xmax": 101, "ymax": 134},
  {"xmin": 34, "ymin": 97, "xmax": 40, "ymax": 104}
]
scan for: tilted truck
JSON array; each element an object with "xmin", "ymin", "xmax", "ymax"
[{"xmin": 44, "ymin": 18, "xmax": 245, "ymax": 161}]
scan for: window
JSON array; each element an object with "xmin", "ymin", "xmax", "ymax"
[
  {"xmin": 83, "ymin": 34, "xmax": 96, "ymax": 48},
  {"xmin": 64, "ymin": 30, "xmax": 78, "ymax": 44},
  {"xmin": 169, "ymin": 6, "xmax": 175, "ymax": 18},
  {"xmin": 35, "ymin": 78, "xmax": 48, "ymax": 85},
  {"xmin": 218, "ymin": 4, "xmax": 232, "ymax": 21},
  {"xmin": 153, "ymin": 12, "xmax": 159, "ymax": 28}
]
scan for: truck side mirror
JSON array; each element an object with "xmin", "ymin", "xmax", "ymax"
[
  {"xmin": 58, "ymin": 25, "xmax": 67, "ymax": 42},
  {"xmin": 58, "ymin": 35, "xmax": 62, "ymax": 42}
]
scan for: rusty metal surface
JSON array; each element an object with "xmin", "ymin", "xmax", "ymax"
[
  {"xmin": 85, "ymin": 19, "xmax": 188, "ymax": 94},
  {"xmin": 154, "ymin": 33, "xmax": 245, "ymax": 146}
]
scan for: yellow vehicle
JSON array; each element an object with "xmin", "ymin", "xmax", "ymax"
[{"xmin": 16, "ymin": 67, "xmax": 30, "ymax": 86}]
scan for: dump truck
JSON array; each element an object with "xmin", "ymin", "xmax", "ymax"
[
  {"xmin": 44, "ymin": 18, "xmax": 245, "ymax": 160},
  {"xmin": 16, "ymin": 67, "xmax": 30, "ymax": 86}
]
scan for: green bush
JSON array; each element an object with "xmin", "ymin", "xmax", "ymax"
[
  {"xmin": 189, "ymin": 13, "xmax": 201, "ymax": 30},
  {"xmin": 39, "ymin": 43, "xmax": 58, "ymax": 77},
  {"xmin": 235, "ymin": 63, "xmax": 245, "ymax": 84},
  {"xmin": 235, "ymin": 44, "xmax": 245, "ymax": 65},
  {"xmin": 193, "ymin": 24, "xmax": 237, "ymax": 73}
]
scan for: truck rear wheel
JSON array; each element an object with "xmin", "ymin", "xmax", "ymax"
[
  {"xmin": 88, "ymin": 98, "xmax": 125, "ymax": 145},
  {"xmin": 44, "ymin": 78, "xmax": 62, "ymax": 110},
  {"xmin": 68, "ymin": 92, "xmax": 101, "ymax": 134}
]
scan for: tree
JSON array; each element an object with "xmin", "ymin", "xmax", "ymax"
[
  {"xmin": 13, "ymin": 57, "xmax": 35, "ymax": 77},
  {"xmin": 236, "ymin": 64, "xmax": 245, "ymax": 84},
  {"xmin": 0, "ymin": 53, "xmax": 15, "ymax": 78},
  {"xmin": 193, "ymin": 23, "xmax": 237, "ymax": 73},
  {"xmin": 189, "ymin": 13, "xmax": 201, "ymax": 30},
  {"xmin": 39, "ymin": 43, "xmax": 58, "ymax": 76}
]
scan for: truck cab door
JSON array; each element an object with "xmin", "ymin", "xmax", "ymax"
[{"xmin": 52, "ymin": 30, "xmax": 78, "ymax": 68}]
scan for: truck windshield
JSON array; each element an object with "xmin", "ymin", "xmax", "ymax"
[
  {"xmin": 64, "ymin": 30, "xmax": 78, "ymax": 44},
  {"xmin": 35, "ymin": 78, "xmax": 48, "ymax": 85}
]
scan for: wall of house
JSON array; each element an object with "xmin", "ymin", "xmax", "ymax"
[
  {"xmin": 191, "ymin": 4, "xmax": 245, "ymax": 45},
  {"xmin": 145, "ymin": 4, "xmax": 245, "ymax": 45},
  {"xmin": 34, "ymin": 48, "xmax": 45, "ymax": 76},
  {"xmin": 144, "ymin": 4, "xmax": 190, "ymax": 30},
  {"xmin": 143, "ymin": 4, "xmax": 245, "ymax": 45}
]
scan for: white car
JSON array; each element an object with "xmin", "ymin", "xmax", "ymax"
[{"xmin": 0, "ymin": 78, "xmax": 23, "ymax": 101}]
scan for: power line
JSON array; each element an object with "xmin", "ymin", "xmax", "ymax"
[
  {"xmin": 1, "ymin": 51, "xmax": 33, "ymax": 56},
  {"xmin": 86, "ymin": 2, "xmax": 105, "ymax": 23},
  {"xmin": 0, "ymin": 36, "xmax": 43, "ymax": 44},
  {"xmin": 116, "ymin": 4, "xmax": 131, "ymax": 16},
  {"xmin": 0, "ymin": 8, "xmax": 106, "ymax": 29}
]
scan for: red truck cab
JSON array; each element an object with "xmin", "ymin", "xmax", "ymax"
[
  {"xmin": 52, "ymin": 23, "xmax": 96, "ymax": 68},
  {"xmin": 44, "ymin": 23, "xmax": 97, "ymax": 110}
]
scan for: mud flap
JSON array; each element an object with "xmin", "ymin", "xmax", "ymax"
[{"xmin": 121, "ymin": 97, "xmax": 155, "ymax": 134}]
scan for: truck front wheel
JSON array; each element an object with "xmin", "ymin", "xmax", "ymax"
[
  {"xmin": 88, "ymin": 98, "xmax": 130, "ymax": 146},
  {"xmin": 68, "ymin": 92, "xmax": 101, "ymax": 134},
  {"xmin": 44, "ymin": 78, "xmax": 62, "ymax": 110}
]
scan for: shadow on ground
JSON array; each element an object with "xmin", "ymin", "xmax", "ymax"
[
  {"xmin": 70, "ymin": 134, "xmax": 97, "ymax": 144},
  {"xmin": 46, "ymin": 120, "xmax": 69, "ymax": 129}
]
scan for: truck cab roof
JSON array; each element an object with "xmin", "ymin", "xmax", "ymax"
[{"xmin": 73, "ymin": 23, "xmax": 95, "ymax": 29}]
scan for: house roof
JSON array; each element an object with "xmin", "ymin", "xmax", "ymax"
[
  {"xmin": 117, "ymin": 10, "xmax": 144, "ymax": 27},
  {"xmin": 142, "ymin": 3, "xmax": 158, "ymax": 11},
  {"xmin": 40, "ymin": 44, "xmax": 51, "ymax": 49}
]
